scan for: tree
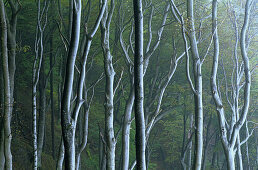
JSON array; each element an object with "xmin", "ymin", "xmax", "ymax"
[
  {"xmin": 32, "ymin": 1, "xmax": 49, "ymax": 169},
  {"xmin": 60, "ymin": 0, "xmax": 107, "ymax": 169},
  {"xmin": 210, "ymin": 0, "xmax": 254, "ymax": 169},
  {"xmin": 170, "ymin": 0, "xmax": 205, "ymax": 169},
  {"xmin": 100, "ymin": 0, "xmax": 117, "ymax": 169},
  {"xmin": 0, "ymin": 0, "xmax": 21, "ymax": 169},
  {"xmin": 133, "ymin": 0, "xmax": 146, "ymax": 169},
  {"xmin": 74, "ymin": 0, "xmax": 107, "ymax": 168},
  {"xmin": 120, "ymin": 1, "xmax": 171, "ymax": 169},
  {"xmin": 60, "ymin": 0, "xmax": 81, "ymax": 169},
  {"xmin": 0, "ymin": 1, "xmax": 12, "ymax": 169}
]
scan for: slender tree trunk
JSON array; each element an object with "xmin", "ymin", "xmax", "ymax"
[
  {"xmin": 99, "ymin": 127, "xmax": 106, "ymax": 170},
  {"xmin": 0, "ymin": 66, "xmax": 5, "ymax": 170},
  {"xmin": 210, "ymin": 0, "xmax": 252, "ymax": 169},
  {"xmin": 0, "ymin": 1, "xmax": 12, "ymax": 169},
  {"xmin": 56, "ymin": 139, "xmax": 64, "ymax": 170},
  {"xmin": 0, "ymin": 0, "xmax": 20, "ymax": 169},
  {"xmin": 133, "ymin": 0, "xmax": 146, "ymax": 169},
  {"xmin": 100, "ymin": 1, "xmax": 116, "ymax": 169},
  {"xmin": 50, "ymin": 33, "xmax": 55, "ymax": 160},
  {"xmin": 120, "ymin": 3, "xmax": 169, "ymax": 168},
  {"xmin": 201, "ymin": 116, "xmax": 212, "ymax": 170},
  {"xmin": 236, "ymin": 135, "xmax": 243, "ymax": 170},
  {"xmin": 74, "ymin": 0, "xmax": 107, "ymax": 168},
  {"xmin": 188, "ymin": 114, "xmax": 193, "ymax": 170},
  {"xmin": 121, "ymin": 85, "xmax": 134, "ymax": 170},
  {"xmin": 58, "ymin": 54, "xmax": 63, "ymax": 122},
  {"xmin": 75, "ymin": 109, "xmax": 89, "ymax": 170},
  {"xmin": 32, "ymin": 81, "xmax": 38, "ymax": 170},
  {"xmin": 187, "ymin": 0, "xmax": 203, "ymax": 168},
  {"xmin": 0, "ymin": 123, "xmax": 5, "ymax": 170},
  {"xmin": 37, "ymin": 58, "xmax": 46, "ymax": 168},
  {"xmin": 244, "ymin": 122, "xmax": 250, "ymax": 170},
  {"xmin": 32, "ymin": 1, "xmax": 49, "ymax": 169},
  {"xmin": 102, "ymin": 22, "xmax": 116, "ymax": 170},
  {"xmin": 181, "ymin": 113, "xmax": 187, "ymax": 170}
]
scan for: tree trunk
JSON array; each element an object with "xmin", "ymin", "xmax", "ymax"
[
  {"xmin": 236, "ymin": 135, "xmax": 243, "ymax": 170},
  {"xmin": 0, "ymin": 1, "xmax": 13, "ymax": 169},
  {"xmin": 225, "ymin": 149, "xmax": 235, "ymax": 170},
  {"xmin": 37, "ymin": 58, "xmax": 46, "ymax": 168},
  {"xmin": 0, "ymin": 0, "xmax": 20, "ymax": 168},
  {"xmin": 133, "ymin": 0, "xmax": 146, "ymax": 169},
  {"xmin": 74, "ymin": 0, "xmax": 107, "ymax": 168},
  {"xmin": 103, "ymin": 22, "xmax": 116, "ymax": 170},
  {"xmin": 0, "ymin": 124, "xmax": 5, "ymax": 170},
  {"xmin": 187, "ymin": 114, "xmax": 193, "ymax": 170},
  {"xmin": 56, "ymin": 139, "xmax": 64, "ymax": 170},
  {"xmin": 121, "ymin": 85, "xmax": 134, "ymax": 170},
  {"xmin": 60, "ymin": 0, "xmax": 81, "ymax": 169},
  {"xmin": 202, "ymin": 116, "xmax": 212, "ymax": 170},
  {"xmin": 100, "ymin": 1, "xmax": 116, "ymax": 169},
  {"xmin": 75, "ymin": 107, "xmax": 89, "ymax": 170},
  {"xmin": 244, "ymin": 122, "xmax": 250, "ymax": 170},
  {"xmin": 99, "ymin": 126, "xmax": 106, "ymax": 170},
  {"xmin": 32, "ymin": 82, "xmax": 38, "ymax": 170},
  {"xmin": 50, "ymin": 33, "xmax": 55, "ymax": 160},
  {"xmin": 32, "ymin": 1, "xmax": 49, "ymax": 169},
  {"xmin": 0, "ymin": 66, "xmax": 5, "ymax": 170},
  {"xmin": 181, "ymin": 113, "xmax": 187, "ymax": 170},
  {"xmin": 187, "ymin": 0, "xmax": 203, "ymax": 168}
]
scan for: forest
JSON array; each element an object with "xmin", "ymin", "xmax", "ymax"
[{"xmin": 0, "ymin": 0, "xmax": 257, "ymax": 170}]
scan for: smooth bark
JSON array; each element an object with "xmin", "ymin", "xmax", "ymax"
[
  {"xmin": 0, "ymin": 1, "xmax": 12, "ymax": 169},
  {"xmin": 74, "ymin": 1, "xmax": 107, "ymax": 169},
  {"xmin": 32, "ymin": 1, "xmax": 49, "ymax": 169},
  {"xmin": 100, "ymin": 0, "xmax": 116, "ymax": 169},
  {"xmin": 121, "ymin": 86, "xmax": 134, "ymax": 170},
  {"xmin": 170, "ymin": 1, "xmax": 204, "ymax": 168},
  {"xmin": 133, "ymin": 0, "xmax": 146, "ymax": 169},
  {"xmin": 60, "ymin": 0, "xmax": 81, "ymax": 169},
  {"xmin": 210, "ymin": 0, "xmax": 252, "ymax": 169},
  {"xmin": 56, "ymin": 139, "xmax": 64, "ymax": 170},
  {"xmin": 187, "ymin": 1, "xmax": 203, "ymax": 169}
]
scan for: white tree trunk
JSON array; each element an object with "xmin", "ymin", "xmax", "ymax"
[
  {"xmin": 0, "ymin": 1, "xmax": 13, "ymax": 169},
  {"xmin": 100, "ymin": 1, "xmax": 116, "ymax": 169},
  {"xmin": 60, "ymin": 0, "xmax": 81, "ymax": 167},
  {"xmin": 186, "ymin": 1, "xmax": 203, "ymax": 168},
  {"xmin": 121, "ymin": 86, "xmax": 134, "ymax": 170}
]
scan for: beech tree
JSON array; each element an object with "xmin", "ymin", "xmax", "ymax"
[
  {"xmin": 170, "ymin": 0, "xmax": 206, "ymax": 169},
  {"xmin": 119, "ymin": 1, "xmax": 172, "ymax": 169},
  {"xmin": 210, "ymin": 0, "xmax": 255, "ymax": 169},
  {"xmin": 133, "ymin": 0, "xmax": 146, "ymax": 169},
  {"xmin": 0, "ymin": 0, "xmax": 20, "ymax": 169},
  {"xmin": 32, "ymin": 1, "xmax": 49, "ymax": 169},
  {"xmin": 0, "ymin": 0, "xmax": 257, "ymax": 169},
  {"xmin": 60, "ymin": 0, "xmax": 81, "ymax": 169},
  {"xmin": 60, "ymin": 0, "xmax": 107, "ymax": 169},
  {"xmin": 100, "ymin": 0, "xmax": 117, "ymax": 169}
]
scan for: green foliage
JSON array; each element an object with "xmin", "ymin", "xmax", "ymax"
[{"xmin": 3, "ymin": 0, "xmax": 257, "ymax": 169}]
